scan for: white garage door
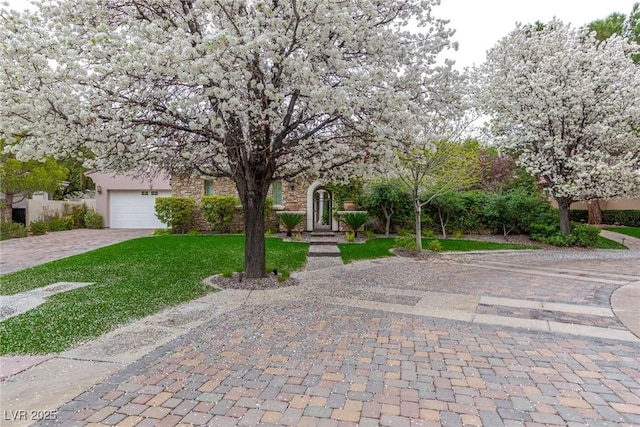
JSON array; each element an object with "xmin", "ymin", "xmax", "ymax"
[{"xmin": 109, "ymin": 190, "xmax": 171, "ymax": 229}]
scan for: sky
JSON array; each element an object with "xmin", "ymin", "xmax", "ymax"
[
  {"xmin": 434, "ymin": 0, "xmax": 637, "ymax": 68},
  {"xmin": 3, "ymin": 0, "xmax": 637, "ymax": 69}
]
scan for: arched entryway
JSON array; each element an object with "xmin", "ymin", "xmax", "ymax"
[
  {"xmin": 306, "ymin": 181, "xmax": 339, "ymax": 232},
  {"xmin": 312, "ymin": 188, "xmax": 332, "ymax": 231}
]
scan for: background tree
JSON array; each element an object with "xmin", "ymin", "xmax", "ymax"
[
  {"xmin": 1, "ymin": 0, "xmax": 457, "ymax": 278},
  {"xmin": 363, "ymin": 181, "xmax": 411, "ymax": 237},
  {"xmin": 587, "ymin": 3, "xmax": 640, "ymax": 223},
  {"xmin": 478, "ymin": 20, "xmax": 640, "ymax": 234},
  {"xmin": 394, "ymin": 139, "xmax": 481, "ymax": 250},
  {"xmin": 0, "ymin": 140, "xmax": 68, "ymax": 221}
]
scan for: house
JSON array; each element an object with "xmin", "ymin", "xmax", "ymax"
[
  {"xmin": 86, "ymin": 171, "xmax": 171, "ymax": 229},
  {"xmin": 171, "ymin": 175, "xmax": 346, "ymax": 232}
]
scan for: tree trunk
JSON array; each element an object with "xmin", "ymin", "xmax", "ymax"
[
  {"xmin": 2, "ymin": 193, "xmax": 14, "ymax": 222},
  {"xmin": 382, "ymin": 205, "xmax": 391, "ymax": 237},
  {"xmin": 556, "ymin": 196, "xmax": 572, "ymax": 234},
  {"xmin": 438, "ymin": 206, "xmax": 447, "ymax": 239},
  {"xmin": 242, "ymin": 191, "xmax": 267, "ymax": 278},
  {"xmin": 413, "ymin": 187, "xmax": 422, "ymax": 251},
  {"xmin": 588, "ymin": 199, "xmax": 602, "ymax": 225}
]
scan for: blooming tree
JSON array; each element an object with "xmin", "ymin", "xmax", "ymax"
[
  {"xmin": 1, "ymin": 0, "xmax": 457, "ymax": 277},
  {"xmin": 478, "ymin": 20, "xmax": 640, "ymax": 234}
]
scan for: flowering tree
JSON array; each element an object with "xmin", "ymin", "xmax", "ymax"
[
  {"xmin": 394, "ymin": 139, "xmax": 481, "ymax": 250},
  {"xmin": 1, "ymin": 0, "xmax": 457, "ymax": 277},
  {"xmin": 478, "ymin": 20, "xmax": 640, "ymax": 234}
]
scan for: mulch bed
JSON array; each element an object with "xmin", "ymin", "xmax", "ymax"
[{"xmin": 205, "ymin": 272, "xmax": 300, "ymax": 291}]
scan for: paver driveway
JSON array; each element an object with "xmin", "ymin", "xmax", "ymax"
[{"xmin": 1, "ymin": 232, "xmax": 639, "ymax": 426}]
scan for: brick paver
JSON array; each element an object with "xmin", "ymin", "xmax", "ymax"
[{"xmin": 3, "ymin": 230, "xmax": 638, "ymax": 426}]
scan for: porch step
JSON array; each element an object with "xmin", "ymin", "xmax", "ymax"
[
  {"xmin": 310, "ymin": 232, "xmax": 336, "ymax": 237},
  {"xmin": 309, "ymin": 239, "xmax": 340, "ymax": 245},
  {"xmin": 308, "ymin": 245, "xmax": 341, "ymax": 257}
]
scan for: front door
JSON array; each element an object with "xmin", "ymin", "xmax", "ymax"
[{"xmin": 312, "ymin": 189, "xmax": 332, "ymax": 231}]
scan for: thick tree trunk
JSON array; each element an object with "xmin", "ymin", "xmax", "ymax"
[
  {"xmin": 242, "ymin": 192, "xmax": 266, "ymax": 279},
  {"xmin": 588, "ymin": 199, "xmax": 602, "ymax": 225},
  {"xmin": 556, "ymin": 196, "xmax": 572, "ymax": 235},
  {"xmin": 2, "ymin": 193, "xmax": 14, "ymax": 222}
]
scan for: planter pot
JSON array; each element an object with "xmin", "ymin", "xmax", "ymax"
[
  {"xmin": 284, "ymin": 201, "xmax": 299, "ymax": 211},
  {"xmin": 343, "ymin": 201, "xmax": 357, "ymax": 211}
]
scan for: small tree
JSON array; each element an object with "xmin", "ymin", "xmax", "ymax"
[
  {"xmin": 342, "ymin": 212, "xmax": 370, "ymax": 238},
  {"xmin": 0, "ymin": 140, "xmax": 68, "ymax": 222},
  {"xmin": 395, "ymin": 140, "xmax": 481, "ymax": 250},
  {"xmin": 364, "ymin": 181, "xmax": 411, "ymax": 237}
]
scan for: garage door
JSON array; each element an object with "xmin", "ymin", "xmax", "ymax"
[{"xmin": 109, "ymin": 190, "xmax": 171, "ymax": 229}]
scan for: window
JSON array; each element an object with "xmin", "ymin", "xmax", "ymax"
[
  {"xmin": 204, "ymin": 180, "xmax": 215, "ymax": 196},
  {"xmin": 150, "ymin": 191, "xmax": 159, "ymax": 196},
  {"xmin": 272, "ymin": 181, "xmax": 282, "ymax": 205},
  {"xmin": 141, "ymin": 191, "xmax": 149, "ymax": 196}
]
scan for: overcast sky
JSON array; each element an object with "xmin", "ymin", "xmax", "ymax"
[{"xmin": 3, "ymin": 0, "xmax": 637, "ymax": 69}]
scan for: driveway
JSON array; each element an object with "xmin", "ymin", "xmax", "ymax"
[
  {"xmin": 1, "ymin": 232, "xmax": 639, "ymax": 426},
  {"xmin": 0, "ymin": 229, "xmax": 152, "ymax": 275}
]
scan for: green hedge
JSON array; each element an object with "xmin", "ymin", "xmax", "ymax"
[{"xmin": 569, "ymin": 210, "xmax": 640, "ymax": 227}]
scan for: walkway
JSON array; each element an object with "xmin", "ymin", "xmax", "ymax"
[{"xmin": 0, "ymin": 230, "xmax": 639, "ymax": 426}]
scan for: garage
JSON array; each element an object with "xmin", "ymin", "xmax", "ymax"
[{"xmin": 109, "ymin": 190, "xmax": 171, "ymax": 229}]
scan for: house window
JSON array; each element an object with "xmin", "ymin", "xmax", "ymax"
[
  {"xmin": 272, "ymin": 181, "xmax": 282, "ymax": 205},
  {"xmin": 141, "ymin": 191, "xmax": 149, "ymax": 196},
  {"xmin": 150, "ymin": 191, "xmax": 159, "ymax": 196},
  {"xmin": 204, "ymin": 180, "xmax": 215, "ymax": 196}
]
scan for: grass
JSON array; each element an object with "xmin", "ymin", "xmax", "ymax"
[
  {"xmin": 338, "ymin": 237, "xmax": 537, "ymax": 264},
  {"xmin": 603, "ymin": 227, "xmax": 640, "ymax": 239},
  {"xmin": 0, "ymin": 235, "xmax": 308, "ymax": 355},
  {"xmin": 594, "ymin": 236, "xmax": 628, "ymax": 249}
]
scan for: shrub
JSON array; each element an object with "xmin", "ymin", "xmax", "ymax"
[
  {"xmin": 30, "ymin": 220, "xmax": 49, "ymax": 235},
  {"xmin": 571, "ymin": 223, "xmax": 599, "ymax": 247},
  {"xmin": 201, "ymin": 195, "xmax": 239, "ymax": 233},
  {"xmin": 279, "ymin": 212, "xmax": 304, "ymax": 237},
  {"xmin": 69, "ymin": 204, "xmax": 89, "ymax": 228},
  {"xmin": 397, "ymin": 229, "xmax": 414, "ymax": 237},
  {"xmin": 342, "ymin": 212, "xmax": 370, "ymax": 237},
  {"xmin": 187, "ymin": 229, "xmax": 199, "ymax": 236},
  {"xmin": 569, "ymin": 210, "xmax": 640, "ymax": 227},
  {"xmin": 49, "ymin": 216, "xmax": 74, "ymax": 231},
  {"xmin": 362, "ymin": 229, "xmax": 376, "ymax": 239},
  {"xmin": 453, "ymin": 230, "xmax": 464, "ymax": 239},
  {"xmin": 426, "ymin": 239, "xmax": 443, "ymax": 252},
  {"xmin": 155, "ymin": 197, "xmax": 196, "ymax": 234},
  {"xmin": 0, "ymin": 221, "xmax": 28, "ymax": 239},
  {"xmin": 153, "ymin": 228, "xmax": 172, "ymax": 236},
  {"xmin": 345, "ymin": 231, "xmax": 355, "ymax": 242},
  {"xmin": 84, "ymin": 210, "xmax": 104, "ymax": 229},
  {"xmin": 394, "ymin": 235, "xmax": 418, "ymax": 252}
]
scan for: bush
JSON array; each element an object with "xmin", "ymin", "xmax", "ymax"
[
  {"xmin": 342, "ymin": 212, "xmax": 370, "ymax": 237},
  {"xmin": 84, "ymin": 210, "xmax": 104, "ymax": 229},
  {"xmin": 571, "ymin": 223, "xmax": 600, "ymax": 247},
  {"xmin": 394, "ymin": 235, "xmax": 418, "ymax": 252},
  {"xmin": 30, "ymin": 220, "xmax": 49, "ymax": 235},
  {"xmin": 70, "ymin": 204, "xmax": 89, "ymax": 228},
  {"xmin": 426, "ymin": 239, "xmax": 442, "ymax": 252},
  {"xmin": 153, "ymin": 228, "xmax": 172, "ymax": 236},
  {"xmin": 49, "ymin": 216, "xmax": 74, "ymax": 231},
  {"xmin": 345, "ymin": 231, "xmax": 355, "ymax": 242},
  {"xmin": 279, "ymin": 212, "xmax": 304, "ymax": 237},
  {"xmin": 155, "ymin": 197, "xmax": 196, "ymax": 234},
  {"xmin": 0, "ymin": 221, "xmax": 28, "ymax": 239},
  {"xmin": 201, "ymin": 195, "xmax": 239, "ymax": 233}
]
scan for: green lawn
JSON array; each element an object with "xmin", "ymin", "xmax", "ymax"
[
  {"xmin": 604, "ymin": 227, "xmax": 640, "ymax": 239},
  {"xmin": 594, "ymin": 236, "xmax": 628, "ymax": 249},
  {"xmin": 338, "ymin": 238, "xmax": 537, "ymax": 264},
  {"xmin": 0, "ymin": 235, "xmax": 308, "ymax": 355}
]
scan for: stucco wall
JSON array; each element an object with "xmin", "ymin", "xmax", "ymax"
[{"xmin": 86, "ymin": 171, "xmax": 171, "ymax": 227}]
